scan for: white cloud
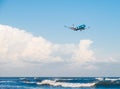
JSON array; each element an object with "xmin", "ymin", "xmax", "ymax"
[
  {"xmin": 72, "ymin": 40, "xmax": 94, "ymax": 63},
  {"xmin": 94, "ymin": 56, "xmax": 118, "ymax": 63},
  {"xmin": 1, "ymin": 24, "xmax": 119, "ymax": 76},
  {"xmin": 0, "ymin": 24, "xmax": 94, "ymax": 65}
]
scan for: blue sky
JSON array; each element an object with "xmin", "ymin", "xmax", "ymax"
[
  {"xmin": 0, "ymin": 0, "xmax": 120, "ymax": 77},
  {"xmin": 1, "ymin": 0, "xmax": 120, "ymax": 46}
]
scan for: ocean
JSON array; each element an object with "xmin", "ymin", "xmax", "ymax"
[{"xmin": 0, "ymin": 77, "xmax": 120, "ymax": 89}]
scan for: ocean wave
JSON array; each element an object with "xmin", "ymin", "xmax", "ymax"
[
  {"xmin": 55, "ymin": 78, "xmax": 73, "ymax": 81},
  {"xmin": 20, "ymin": 77, "xmax": 120, "ymax": 88},
  {"xmin": 22, "ymin": 81, "xmax": 36, "ymax": 84},
  {"xmin": 54, "ymin": 78, "xmax": 74, "ymax": 83},
  {"xmin": 96, "ymin": 77, "xmax": 120, "ymax": 82},
  {"xmin": 96, "ymin": 77, "xmax": 104, "ymax": 81},
  {"xmin": 0, "ymin": 80, "xmax": 15, "ymax": 83},
  {"xmin": 105, "ymin": 78, "xmax": 120, "ymax": 81},
  {"xmin": 95, "ymin": 80, "xmax": 120, "ymax": 87},
  {"xmin": 37, "ymin": 80, "xmax": 96, "ymax": 88},
  {"xmin": 19, "ymin": 77, "xmax": 26, "ymax": 80}
]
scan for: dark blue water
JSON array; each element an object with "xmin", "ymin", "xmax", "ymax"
[{"xmin": 0, "ymin": 77, "xmax": 120, "ymax": 89}]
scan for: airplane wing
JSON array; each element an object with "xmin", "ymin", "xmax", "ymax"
[{"xmin": 64, "ymin": 25, "xmax": 77, "ymax": 31}]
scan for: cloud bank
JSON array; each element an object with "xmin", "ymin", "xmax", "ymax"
[
  {"xmin": 0, "ymin": 24, "xmax": 119, "ymax": 77},
  {"xmin": 0, "ymin": 24, "xmax": 94, "ymax": 65}
]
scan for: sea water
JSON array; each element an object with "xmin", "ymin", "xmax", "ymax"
[{"xmin": 0, "ymin": 77, "xmax": 120, "ymax": 89}]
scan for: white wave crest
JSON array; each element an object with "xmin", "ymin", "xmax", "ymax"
[
  {"xmin": 23, "ymin": 81, "xmax": 36, "ymax": 84},
  {"xmin": 0, "ymin": 81, "xmax": 14, "ymax": 83},
  {"xmin": 19, "ymin": 77, "xmax": 26, "ymax": 80},
  {"xmin": 55, "ymin": 78, "xmax": 73, "ymax": 81},
  {"xmin": 105, "ymin": 78, "xmax": 120, "ymax": 81},
  {"xmin": 96, "ymin": 77, "xmax": 104, "ymax": 81},
  {"xmin": 37, "ymin": 80, "xmax": 95, "ymax": 88}
]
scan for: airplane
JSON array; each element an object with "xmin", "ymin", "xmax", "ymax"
[{"xmin": 64, "ymin": 24, "xmax": 89, "ymax": 31}]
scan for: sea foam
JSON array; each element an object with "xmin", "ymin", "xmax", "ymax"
[{"xmin": 37, "ymin": 79, "xmax": 95, "ymax": 88}]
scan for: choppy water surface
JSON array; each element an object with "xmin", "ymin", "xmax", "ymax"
[{"xmin": 0, "ymin": 77, "xmax": 120, "ymax": 89}]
